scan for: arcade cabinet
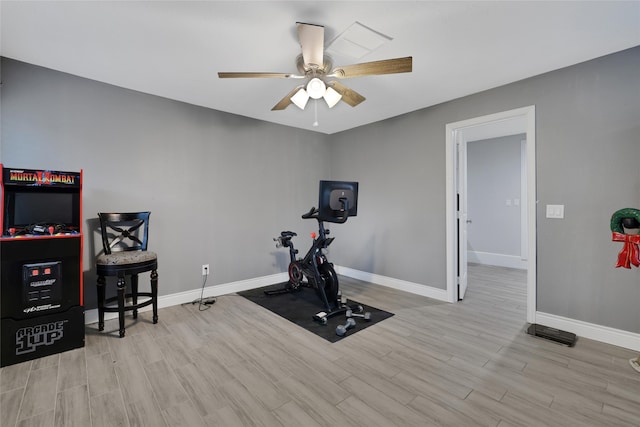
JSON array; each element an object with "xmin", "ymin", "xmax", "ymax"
[{"xmin": 0, "ymin": 165, "xmax": 84, "ymax": 367}]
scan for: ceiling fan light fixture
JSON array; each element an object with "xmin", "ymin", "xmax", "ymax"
[
  {"xmin": 306, "ymin": 77, "xmax": 326, "ymax": 99},
  {"xmin": 290, "ymin": 88, "xmax": 309, "ymax": 109},
  {"xmin": 220, "ymin": 23, "xmax": 411, "ymax": 113},
  {"xmin": 323, "ymin": 86, "xmax": 342, "ymax": 108}
]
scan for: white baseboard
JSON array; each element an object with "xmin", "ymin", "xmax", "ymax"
[
  {"xmin": 85, "ymin": 272, "xmax": 288, "ymax": 325},
  {"xmin": 468, "ymin": 250, "xmax": 527, "ymax": 270},
  {"xmin": 334, "ymin": 265, "xmax": 450, "ymax": 302},
  {"xmin": 535, "ymin": 311, "xmax": 640, "ymax": 352},
  {"xmin": 86, "ymin": 267, "xmax": 449, "ymax": 325},
  {"xmin": 84, "ymin": 270, "xmax": 640, "ymax": 354}
]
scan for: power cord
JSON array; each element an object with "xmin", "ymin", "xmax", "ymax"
[{"xmin": 188, "ymin": 269, "xmax": 216, "ymax": 311}]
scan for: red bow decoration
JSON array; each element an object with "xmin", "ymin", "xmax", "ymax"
[{"xmin": 612, "ymin": 232, "xmax": 640, "ymax": 268}]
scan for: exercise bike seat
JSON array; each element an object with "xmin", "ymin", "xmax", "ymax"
[{"xmin": 280, "ymin": 231, "xmax": 297, "ymax": 238}]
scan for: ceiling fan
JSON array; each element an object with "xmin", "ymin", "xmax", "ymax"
[{"xmin": 218, "ymin": 22, "xmax": 412, "ymax": 111}]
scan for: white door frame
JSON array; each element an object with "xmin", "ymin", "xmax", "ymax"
[
  {"xmin": 455, "ymin": 131, "xmax": 469, "ymax": 300},
  {"xmin": 445, "ymin": 105, "xmax": 537, "ymax": 323}
]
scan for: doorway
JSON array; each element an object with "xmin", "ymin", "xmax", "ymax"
[
  {"xmin": 445, "ymin": 106, "xmax": 536, "ymax": 323},
  {"xmin": 467, "ymin": 134, "xmax": 527, "ymax": 269}
]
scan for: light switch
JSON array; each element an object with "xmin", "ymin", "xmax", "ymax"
[
  {"xmin": 506, "ymin": 199, "xmax": 512, "ymax": 206},
  {"xmin": 546, "ymin": 204, "xmax": 564, "ymax": 219}
]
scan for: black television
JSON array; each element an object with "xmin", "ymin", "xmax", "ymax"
[
  {"xmin": 318, "ymin": 180, "xmax": 358, "ymax": 223},
  {"xmin": 3, "ymin": 189, "xmax": 80, "ymax": 233}
]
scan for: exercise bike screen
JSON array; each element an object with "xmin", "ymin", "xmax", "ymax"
[{"xmin": 318, "ymin": 180, "xmax": 358, "ymax": 221}]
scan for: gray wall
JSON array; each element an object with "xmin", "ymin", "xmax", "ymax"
[
  {"xmin": 0, "ymin": 58, "xmax": 329, "ymax": 308},
  {"xmin": 330, "ymin": 46, "xmax": 640, "ymax": 333},
  {"xmin": 467, "ymin": 134, "xmax": 523, "ymax": 259},
  {"xmin": 2, "ymin": 45, "xmax": 640, "ymax": 334},
  {"xmin": 328, "ymin": 112, "xmax": 447, "ymax": 287}
]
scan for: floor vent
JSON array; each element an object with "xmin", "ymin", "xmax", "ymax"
[{"xmin": 527, "ymin": 323, "xmax": 577, "ymax": 347}]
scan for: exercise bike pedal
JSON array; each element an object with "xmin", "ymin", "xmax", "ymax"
[
  {"xmin": 264, "ymin": 282, "xmax": 302, "ymax": 296},
  {"xmin": 313, "ymin": 304, "xmax": 345, "ymax": 324},
  {"xmin": 313, "ymin": 311, "xmax": 329, "ymax": 325}
]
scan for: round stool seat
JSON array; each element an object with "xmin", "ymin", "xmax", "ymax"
[{"xmin": 97, "ymin": 251, "xmax": 157, "ymax": 276}]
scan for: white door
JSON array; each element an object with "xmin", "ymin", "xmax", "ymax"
[{"xmin": 456, "ymin": 136, "xmax": 469, "ymax": 300}]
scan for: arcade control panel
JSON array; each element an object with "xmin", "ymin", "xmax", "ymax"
[{"xmin": 4, "ymin": 224, "xmax": 80, "ymax": 238}]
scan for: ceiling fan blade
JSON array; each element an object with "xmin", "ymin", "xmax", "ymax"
[
  {"xmin": 297, "ymin": 22, "xmax": 324, "ymax": 69},
  {"xmin": 329, "ymin": 81, "xmax": 366, "ymax": 107},
  {"xmin": 218, "ymin": 72, "xmax": 302, "ymax": 79},
  {"xmin": 331, "ymin": 56, "xmax": 413, "ymax": 78},
  {"xmin": 271, "ymin": 86, "xmax": 305, "ymax": 111}
]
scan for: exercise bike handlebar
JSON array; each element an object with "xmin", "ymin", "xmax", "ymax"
[
  {"xmin": 301, "ymin": 207, "xmax": 318, "ymax": 219},
  {"xmin": 300, "ymin": 201, "xmax": 350, "ymax": 224}
]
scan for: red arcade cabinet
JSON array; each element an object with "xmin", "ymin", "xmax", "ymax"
[{"xmin": 0, "ymin": 165, "xmax": 84, "ymax": 367}]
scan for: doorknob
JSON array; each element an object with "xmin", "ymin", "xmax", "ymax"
[{"xmin": 466, "ymin": 219, "xmax": 472, "ymax": 223}]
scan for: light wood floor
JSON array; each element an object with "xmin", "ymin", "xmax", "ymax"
[{"xmin": 2, "ymin": 264, "xmax": 640, "ymax": 426}]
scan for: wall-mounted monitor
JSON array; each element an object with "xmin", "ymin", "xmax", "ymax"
[{"xmin": 318, "ymin": 180, "xmax": 358, "ymax": 223}]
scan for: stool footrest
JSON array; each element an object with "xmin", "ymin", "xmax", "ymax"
[{"xmin": 101, "ymin": 293, "xmax": 154, "ymax": 313}]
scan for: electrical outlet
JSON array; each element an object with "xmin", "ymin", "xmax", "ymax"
[{"xmin": 202, "ymin": 264, "xmax": 210, "ymax": 276}]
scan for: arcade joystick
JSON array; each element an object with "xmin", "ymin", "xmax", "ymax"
[
  {"xmin": 48, "ymin": 226, "xmax": 55, "ymax": 235},
  {"xmin": 9, "ymin": 227, "xmax": 16, "ymax": 236}
]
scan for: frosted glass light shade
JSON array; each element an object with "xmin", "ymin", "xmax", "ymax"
[
  {"xmin": 290, "ymin": 88, "xmax": 310, "ymax": 109},
  {"xmin": 306, "ymin": 78, "xmax": 326, "ymax": 99},
  {"xmin": 323, "ymin": 86, "xmax": 342, "ymax": 108}
]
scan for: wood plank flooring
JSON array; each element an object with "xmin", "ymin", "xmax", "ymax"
[{"xmin": 2, "ymin": 264, "xmax": 640, "ymax": 426}]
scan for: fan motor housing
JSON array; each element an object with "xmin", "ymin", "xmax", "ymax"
[{"xmin": 297, "ymin": 54, "xmax": 333, "ymax": 76}]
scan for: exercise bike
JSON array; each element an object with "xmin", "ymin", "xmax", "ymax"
[{"xmin": 267, "ymin": 199, "xmax": 356, "ymax": 323}]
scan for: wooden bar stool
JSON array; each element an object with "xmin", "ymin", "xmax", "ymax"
[{"xmin": 96, "ymin": 212, "xmax": 158, "ymax": 337}]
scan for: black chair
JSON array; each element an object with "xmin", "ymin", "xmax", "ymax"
[{"xmin": 96, "ymin": 212, "xmax": 158, "ymax": 337}]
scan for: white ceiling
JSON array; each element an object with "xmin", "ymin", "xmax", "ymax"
[{"xmin": 2, "ymin": 1, "xmax": 639, "ymax": 135}]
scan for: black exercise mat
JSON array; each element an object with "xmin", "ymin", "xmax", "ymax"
[{"xmin": 238, "ymin": 283, "xmax": 394, "ymax": 343}]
